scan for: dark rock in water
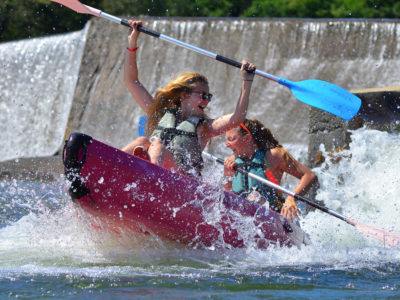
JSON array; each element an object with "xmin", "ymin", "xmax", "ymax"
[
  {"xmin": 306, "ymin": 86, "xmax": 400, "ymax": 208},
  {"xmin": 308, "ymin": 85, "xmax": 400, "ymax": 170},
  {"xmin": 355, "ymin": 88, "xmax": 400, "ymax": 128}
]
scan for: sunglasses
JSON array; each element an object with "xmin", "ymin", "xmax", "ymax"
[{"xmin": 190, "ymin": 90, "xmax": 213, "ymax": 101}]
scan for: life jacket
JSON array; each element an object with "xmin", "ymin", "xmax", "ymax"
[
  {"xmin": 231, "ymin": 149, "xmax": 284, "ymax": 212},
  {"xmin": 151, "ymin": 109, "xmax": 204, "ymax": 177}
]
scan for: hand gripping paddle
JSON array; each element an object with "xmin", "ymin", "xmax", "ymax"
[{"xmin": 203, "ymin": 152, "xmax": 400, "ymax": 248}]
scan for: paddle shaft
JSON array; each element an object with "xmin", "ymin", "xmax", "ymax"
[
  {"xmin": 97, "ymin": 14, "xmax": 279, "ymax": 81},
  {"xmin": 202, "ymin": 152, "xmax": 350, "ymax": 224}
]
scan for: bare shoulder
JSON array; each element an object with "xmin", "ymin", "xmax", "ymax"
[
  {"xmin": 267, "ymin": 148, "xmax": 285, "ymax": 163},
  {"xmin": 268, "ymin": 148, "xmax": 282, "ymax": 157}
]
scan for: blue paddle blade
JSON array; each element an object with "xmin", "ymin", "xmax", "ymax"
[
  {"xmin": 138, "ymin": 115, "xmax": 148, "ymax": 137},
  {"xmin": 278, "ymin": 78, "xmax": 361, "ymax": 120}
]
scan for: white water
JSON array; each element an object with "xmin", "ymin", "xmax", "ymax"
[
  {"xmin": 0, "ymin": 25, "xmax": 88, "ymax": 162},
  {"xmin": 303, "ymin": 128, "xmax": 400, "ymax": 251},
  {"xmin": 1, "ymin": 128, "xmax": 399, "ymax": 272}
]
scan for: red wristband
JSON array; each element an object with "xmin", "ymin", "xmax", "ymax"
[{"xmin": 126, "ymin": 47, "xmax": 138, "ymax": 52}]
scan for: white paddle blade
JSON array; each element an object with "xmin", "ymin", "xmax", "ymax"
[
  {"xmin": 348, "ymin": 219, "xmax": 400, "ymax": 247},
  {"xmin": 51, "ymin": 0, "xmax": 101, "ymax": 16}
]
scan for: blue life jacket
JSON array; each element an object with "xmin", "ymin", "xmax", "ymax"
[{"xmin": 231, "ymin": 149, "xmax": 283, "ymax": 211}]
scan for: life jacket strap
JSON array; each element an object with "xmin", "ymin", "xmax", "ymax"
[{"xmin": 158, "ymin": 127, "xmax": 197, "ymax": 145}]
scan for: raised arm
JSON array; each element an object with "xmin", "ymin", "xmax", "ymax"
[
  {"xmin": 124, "ymin": 20, "xmax": 154, "ymax": 113},
  {"xmin": 205, "ymin": 61, "xmax": 255, "ymax": 139}
]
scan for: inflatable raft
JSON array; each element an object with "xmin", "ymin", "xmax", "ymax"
[{"xmin": 63, "ymin": 132, "xmax": 310, "ymax": 249}]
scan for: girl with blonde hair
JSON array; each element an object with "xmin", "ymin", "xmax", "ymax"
[{"xmin": 123, "ymin": 20, "xmax": 255, "ymax": 177}]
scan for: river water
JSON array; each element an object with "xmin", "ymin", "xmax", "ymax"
[{"xmin": 1, "ymin": 128, "xmax": 399, "ymax": 298}]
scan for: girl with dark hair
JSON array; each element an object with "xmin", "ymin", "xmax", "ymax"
[
  {"xmin": 123, "ymin": 20, "xmax": 255, "ymax": 177},
  {"xmin": 224, "ymin": 118, "xmax": 318, "ymax": 221}
]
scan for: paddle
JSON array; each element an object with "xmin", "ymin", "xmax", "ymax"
[
  {"xmin": 203, "ymin": 151, "xmax": 400, "ymax": 248},
  {"xmin": 51, "ymin": 0, "xmax": 361, "ymax": 121}
]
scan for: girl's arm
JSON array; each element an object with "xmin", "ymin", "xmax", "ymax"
[
  {"xmin": 203, "ymin": 61, "xmax": 255, "ymax": 140},
  {"xmin": 275, "ymin": 150, "xmax": 318, "ymax": 221},
  {"xmin": 283, "ymin": 157, "xmax": 318, "ymax": 197},
  {"xmin": 124, "ymin": 20, "xmax": 154, "ymax": 113}
]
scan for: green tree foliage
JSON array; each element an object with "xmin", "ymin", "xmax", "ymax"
[
  {"xmin": 242, "ymin": 0, "xmax": 400, "ymax": 18},
  {"xmin": 329, "ymin": 0, "xmax": 400, "ymax": 18},
  {"xmin": 102, "ymin": 0, "xmax": 168, "ymax": 16},
  {"xmin": 1, "ymin": 0, "xmax": 399, "ymax": 43},
  {"xmin": 101, "ymin": 0, "xmax": 250, "ymax": 18},
  {"xmin": 0, "ymin": 0, "xmax": 101, "ymax": 42}
]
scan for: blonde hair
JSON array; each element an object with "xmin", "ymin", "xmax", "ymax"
[
  {"xmin": 239, "ymin": 118, "xmax": 295, "ymax": 166},
  {"xmin": 146, "ymin": 72, "xmax": 208, "ymax": 136}
]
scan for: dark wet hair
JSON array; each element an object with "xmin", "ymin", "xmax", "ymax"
[{"xmin": 238, "ymin": 118, "xmax": 295, "ymax": 166}]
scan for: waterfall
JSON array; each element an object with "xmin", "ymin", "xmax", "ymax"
[{"xmin": 0, "ymin": 24, "xmax": 88, "ymax": 162}]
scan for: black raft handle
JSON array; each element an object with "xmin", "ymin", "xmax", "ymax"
[{"xmin": 63, "ymin": 132, "xmax": 93, "ymax": 200}]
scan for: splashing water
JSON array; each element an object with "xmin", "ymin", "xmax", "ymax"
[
  {"xmin": 303, "ymin": 127, "xmax": 400, "ymax": 252},
  {"xmin": 1, "ymin": 128, "xmax": 400, "ymax": 262},
  {"xmin": 1, "ymin": 128, "xmax": 400, "ymax": 297}
]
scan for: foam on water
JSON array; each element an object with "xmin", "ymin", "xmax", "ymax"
[
  {"xmin": 303, "ymin": 128, "xmax": 400, "ymax": 248},
  {"xmin": 0, "ymin": 180, "xmax": 110, "ymax": 269}
]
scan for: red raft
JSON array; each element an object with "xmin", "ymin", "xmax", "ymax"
[{"xmin": 63, "ymin": 132, "xmax": 310, "ymax": 249}]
